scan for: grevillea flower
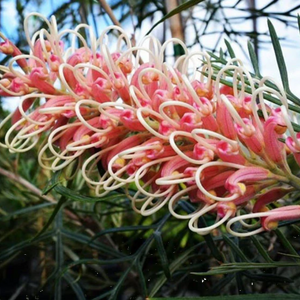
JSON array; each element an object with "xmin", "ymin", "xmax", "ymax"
[{"xmin": 1, "ymin": 13, "xmax": 300, "ymax": 237}]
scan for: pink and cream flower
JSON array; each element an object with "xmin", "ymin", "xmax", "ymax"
[{"xmin": 1, "ymin": 13, "xmax": 300, "ymax": 237}]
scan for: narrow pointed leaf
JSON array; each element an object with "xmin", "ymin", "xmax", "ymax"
[
  {"xmin": 250, "ymin": 235, "xmax": 273, "ymax": 263},
  {"xmin": 43, "ymin": 178, "xmax": 61, "ymax": 195},
  {"xmin": 108, "ymin": 267, "xmax": 132, "ymax": 300},
  {"xmin": 55, "ymin": 184, "xmax": 128, "ymax": 203},
  {"xmin": 61, "ymin": 229, "xmax": 125, "ymax": 258},
  {"xmin": 0, "ymin": 231, "xmax": 54, "ymax": 260},
  {"xmin": 267, "ymin": 19, "xmax": 288, "ymax": 91},
  {"xmin": 243, "ymin": 271, "xmax": 293, "ymax": 283},
  {"xmin": 202, "ymin": 232, "xmax": 224, "ymax": 263},
  {"xmin": 135, "ymin": 260, "xmax": 147, "ymax": 298},
  {"xmin": 32, "ymin": 196, "xmax": 67, "ymax": 242},
  {"xmin": 63, "ymin": 273, "xmax": 86, "ymax": 300},
  {"xmin": 267, "ymin": 19, "xmax": 300, "ymax": 105},
  {"xmin": 149, "ymin": 242, "xmax": 205, "ymax": 297},
  {"xmin": 154, "ymin": 232, "xmax": 171, "ymax": 279},
  {"xmin": 235, "ymin": 271, "xmax": 246, "ymax": 294},
  {"xmin": 274, "ymin": 229, "xmax": 300, "ymax": 259},
  {"xmin": 90, "ymin": 225, "xmax": 156, "ymax": 242},
  {"xmin": 54, "ymin": 211, "xmax": 64, "ymax": 300},
  {"xmin": 223, "ymin": 235, "xmax": 250, "ymax": 262},
  {"xmin": 0, "ymin": 203, "xmax": 54, "ymax": 221},
  {"xmin": 224, "ymin": 39, "xmax": 237, "ymax": 60},
  {"xmin": 146, "ymin": 0, "xmax": 205, "ymax": 35},
  {"xmin": 91, "ymin": 290, "xmax": 113, "ymax": 300},
  {"xmin": 61, "ymin": 257, "xmax": 133, "ymax": 276},
  {"xmin": 208, "ymin": 273, "xmax": 235, "ymax": 295},
  {"xmin": 192, "ymin": 261, "xmax": 300, "ymax": 276},
  {"xmin": 247, "ymin": 41, "xmax": 261, "ymax": 77}
]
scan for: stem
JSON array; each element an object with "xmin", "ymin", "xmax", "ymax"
[
  {"xmin": 0, "ymin": 167, "xmax": 55, "ymax": 203},
  {"xmin": 98, "ymin": 0, "xmax": 121, "ymax": 27},
  {"xmin": 0, "ymin": 167, "xmax": 82, "ymax": 222}
]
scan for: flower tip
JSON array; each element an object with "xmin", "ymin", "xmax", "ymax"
[
  {"xmin": 111, "ymin": 157, "xmax": 126, "ymax": 171},
  {"xmin": 274, "ymin": 123, "xmax": 287, "ymax": 135},
  {"xmin": 217, "ymin": 202, "xmax": 236, "ymax": 218},
  {"xmin": 262, "ymin": 220, "xmax": 279, "ymax": 231},
  {"xmin": 238, "ymin": 183, "xmax": 246, "ymax": 194},
  {"xmin": 227, "ymin": 182, "xmax": 246, "ymax": 196},
  {"xmin": 204, "ymin": 190, "xmax": 217, "ymax": 204}
]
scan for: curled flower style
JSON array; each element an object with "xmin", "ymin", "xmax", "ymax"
[{"xmin": 1, "ymin": 13, "xmax": 300, "ymax": 237}]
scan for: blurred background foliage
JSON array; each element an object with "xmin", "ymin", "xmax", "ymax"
[{"xmin": 1, "ymin": 0, "xmax": 300, "ymax": 299}]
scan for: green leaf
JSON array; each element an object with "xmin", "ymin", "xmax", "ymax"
[
  {"xmin": 62, "ymin": 257, "xmax": 133, "ymax": 273},
  {"xmin": 192, "ymin": 261, "xmax": 300, "ymax": 276},
  {"xmin": 202, "ymin": 231, "xmax": 224, "ymax": 263},
  {"xmin": 235, "ymin": 271, "xmax": 246, "ymax": 294},
  {"xmin": 207, "ymin": 51, "xmax": 227, "ymax": 64},
  {"xmin": 90, "ymin": 225, "xmax": 156, "ymax": 242},
  {"xmin": 224, "ymin": 39, "xmax": 236, "ymax": 60},
  {"xmin": 267, "ymin": 19, "xmax": 288, "ymax": 90},
  {"xmin": 135, "ymin": 259, "xmax": 147, "ymax": 298},
  {"xmin": 250, "ymin": 235, "xmax": 273, "ymax": 263},
  {"xmin": 290, "ymin": 121, "xmax": 300, "ymax": 133},
  {"xmin": 55, "ymin": 184, "xmax": 128, "ymax": 203},
  {"xmin": 63, "ymin": 273, "xmax": 86, "ymax": 300},
  {"xmin": 32, "ymin": 195, "xmax": 67, "ymax": 242},
  {"xmin": 243, "ymin": 271, "xmax": 293, "ymax": 283},
  {"xmin": 54, "ymin": 184, "xmax": 99, "ymax": 202},
  {"xmin": 146, "ymin": 0, "xmax": 205, "ymax": 35},
  {"xmin": 61, "ymin": 229, "xmax": 125, "ymax": 258},
  {"xmin": 91, "ymin": 290, "xmax": 113, "ymax": 300},
  {"xmin": 219, "ymin": 235, "xmax": 249, "ymax": 262},
  {"xmin": 0, "ymin": 202, "xmax": 54, "ymax": 221},
  {"xmin": 274, "ymin": 229, "xmax": 300, "ymax": 259},
  {"xmin": 247, "ymin": 41, "xmax": 261, "ymax": 77},
  {"xmin": 267, "ymin": 19, "xmax": 300, "ymax": 105},
  {"xmin": 0, "ymin": 251, "xmax": 20, "ymax": 269},
  {"xmin": 208, "ymin": 273, "xmax": 235, "ymax": 295},
  {"xmin": 154, "ymin": 232, "xmax": 171, "ymax": 279},
  {"xmin": 108, "ymin": 266, "xmax": 132, "ymax": 300},
  {"xmin": 291, "ymin": 224, "xmax": 300, "ymax": 235},
  {"xmin": 149, "ymin": 242, "xmax": 206, "ymax": 297},
  {"xmin": 43, "ymin": 179, "xmax": 61, "ymax": 195},
  {"xmin": 42, "ymin": 171, "xmax": 62, "ymax": 195},
  {"xmin": 54, "ymin": 211, "xmax": 64, "ymax": 300},
  {"xmin": 62, "ymin": 258, "xmax": 133, "ymax": 300},
  {"xmin": 219, "ymin": 47, "xmax": 224, "ymax": 60},
  {"xmin": 0, "ymin": 231, "xmax": 54, "ymax": 261}
]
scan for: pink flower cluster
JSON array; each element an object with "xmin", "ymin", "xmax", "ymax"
[{"xmin": 1, "ymin": 13, "xmax": 300, "ymax": 236}]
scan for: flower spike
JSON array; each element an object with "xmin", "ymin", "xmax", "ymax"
[{"xmin": 0, "ymin": 13, "xmax": 300, "ymax": 237}]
